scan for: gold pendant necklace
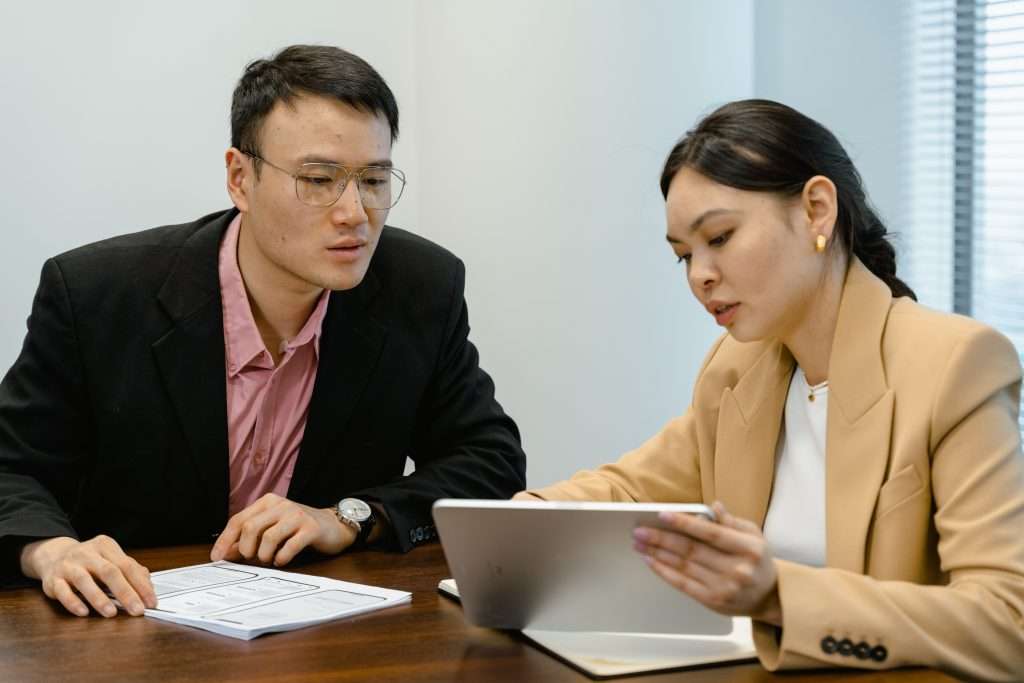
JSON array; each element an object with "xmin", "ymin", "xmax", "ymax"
[{"xmin": 807, "ymin": 381, "xmax": 829, "ymax": 402}]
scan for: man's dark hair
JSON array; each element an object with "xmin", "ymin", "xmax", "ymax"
[{"xmin": 231, "ymin": 44, "xmax": 399, "ymax": 158}]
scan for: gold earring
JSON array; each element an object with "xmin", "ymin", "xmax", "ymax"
[{"xmin": 815, "ymin": 234, "xmax": 826, "ymax": 253}]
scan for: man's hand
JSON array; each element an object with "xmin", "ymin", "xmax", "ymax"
[
  {"xmin": 632, "ymin": 501, "xmax": 783, "ymax": 626},
  {"xmin": 210, "ymin": 493, "xmax": 355, "ymax": 566},
  {"xmin": 20, "ymin": 535, "xmax": 157, "ymax": 618}
]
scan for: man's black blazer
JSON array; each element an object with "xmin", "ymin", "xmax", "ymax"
[{"xmin": 0, "ymin": 208, "xmax": 525, "ymax": 578}]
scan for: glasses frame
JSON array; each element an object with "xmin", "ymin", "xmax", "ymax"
[{"xmin": 243, "ymin": 151, "xmax": 406, "ymax": 210}]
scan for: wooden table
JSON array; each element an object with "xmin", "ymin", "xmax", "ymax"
[{"xmin": 0, "ymin": 544, "xmax": 957, "ymax": 682}]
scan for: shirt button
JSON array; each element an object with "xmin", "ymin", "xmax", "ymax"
[{"xmin": 254, "ymin": 450, "xmax": 266, "ymax": 466}]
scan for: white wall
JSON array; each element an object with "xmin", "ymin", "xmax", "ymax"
[{"xmin": 412, "ymin": 0, "xmax": 751, "ymax": 486}]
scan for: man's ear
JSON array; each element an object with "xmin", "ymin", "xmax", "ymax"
[
  {"xmin": 801, "ymin": 174, "xmax": 838, "ymax": 245},
  {"xmin": 225, "ymin": 147, "xmax": 252, "ymax": 212}
]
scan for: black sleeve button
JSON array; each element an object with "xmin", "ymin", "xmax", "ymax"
[
  {"xmin": 853, "ymin": 642, "xmax": 871, "ymax": 660},
  {"xmin": 837, "ymin": 638, "xmax": 854, "ymax": 656},
  {"xmin": 820, "ymin": 636, "xmax": 838, "ymax": 654},
  {"xmin": 870, "ymin": 645, "xmax": 888, "ymax": 662}
]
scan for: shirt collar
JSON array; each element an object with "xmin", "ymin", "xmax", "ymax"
[{"xmin": 219, "ymin": 215, "xmax": 330, "ymax": 377}]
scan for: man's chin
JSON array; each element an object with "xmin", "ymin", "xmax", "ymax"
[{"xmin": 317, "ymin": 265, "xmax": 370, "ymax": 292}]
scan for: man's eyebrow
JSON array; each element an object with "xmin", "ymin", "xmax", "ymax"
[{"xmin": 298, "ymin": 154, "xmax": 393, "ymax": 168}]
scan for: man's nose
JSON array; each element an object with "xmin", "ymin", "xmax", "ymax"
[{"xmin": 330, "ymin": 179, "xmax": 369, "ymax": 224}]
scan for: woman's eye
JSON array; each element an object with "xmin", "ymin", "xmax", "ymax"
[
  {"xmin": 676, "ymin": 253, "xmax": 691, "ymax": 265},
  {"xmin": 709, "ymin": 230, "xmax": 732, "ymax": 247}
]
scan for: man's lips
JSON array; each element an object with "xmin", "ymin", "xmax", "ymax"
[
  {"xmin": 328, "ymin": 240, "xmax": 366, "ymax": 250},
  {"xmin": 326, "ymin": 241, "xmax": 367, "ymax": 263}
]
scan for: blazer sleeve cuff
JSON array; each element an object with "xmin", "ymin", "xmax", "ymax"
[{"xmin": 752, "ymin": 560, "xmax": 837, "ymax": 671}]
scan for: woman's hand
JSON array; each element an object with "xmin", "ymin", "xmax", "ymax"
[{"xmin": 632, "ymin": 501, "xmax": 782, "ymax": 626}]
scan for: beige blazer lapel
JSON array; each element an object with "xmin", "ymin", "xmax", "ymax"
[
  {"xmin": 715, "ymin": 343, "xmax": 794, "ymax": 526},
  {"xmin": 825, "ymin": 260, "xmax": 895, "ymax": 573}
]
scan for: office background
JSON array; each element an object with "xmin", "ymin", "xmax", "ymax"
[{"xmin": 0, "ymin": 1, "xmax": 906, "ymax": 488}]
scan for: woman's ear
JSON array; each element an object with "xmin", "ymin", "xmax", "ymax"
[
  {"xmin": 225, "ymin": 147, "xmax": 252, "ymax": 213},
  {"xmin": 801, "ymin": 175, "xmax": 838, "ymax": 244}
]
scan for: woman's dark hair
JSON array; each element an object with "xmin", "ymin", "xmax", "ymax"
[
  {"xmin": 660, "ymin": 99, "xmax": 915, "ymax": 300},
  {"xmin": 231, "ymin": 44, "xmax": 399, "ymax": 163}
]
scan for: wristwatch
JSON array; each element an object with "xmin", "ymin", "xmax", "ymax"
[{"xmin": 335, "ymin": 497, "xmax": 376, "ymax": 548}]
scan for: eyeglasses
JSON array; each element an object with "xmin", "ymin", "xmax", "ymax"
[{"xmin": 243, "ymin": 152, "xmax": 406, "ymax": 210}]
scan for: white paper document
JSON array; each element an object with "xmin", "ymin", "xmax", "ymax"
[{"xmin": 142, "ymin": 561, "xmax": 411, "ymax": 640}]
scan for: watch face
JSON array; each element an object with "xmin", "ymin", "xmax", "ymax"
[{"xmin": 339, "ymin": 498, "xmax": 371, "ymax": 522}]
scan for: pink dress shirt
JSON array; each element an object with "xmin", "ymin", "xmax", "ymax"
[{"xmin": 219, "ymin": 215, "xmax": 329, "ymax": 516}]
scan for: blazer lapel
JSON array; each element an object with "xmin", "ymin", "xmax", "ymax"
[
  {"xmin": 824, "ymin": 260, "xmax": 895, "ymax": 572},
  {"xmin": 152, "ymin": 211, "xmax": 233, "ymax": 528},
  {"xmin": 288, "ymin": 271, "xmax": 388, "ymax": 499},
  {"xmin": 715, "ymin": 343, "xmax": 794, "ymax": 526}
]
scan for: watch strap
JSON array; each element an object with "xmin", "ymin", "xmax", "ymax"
[{"xmin": 352, "ymin": 510, "xmax": 375, "ymax": 548}]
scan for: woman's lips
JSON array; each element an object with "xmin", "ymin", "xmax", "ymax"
[{"xmin": 713, "ymin": 303, "xmax": 739, "ymax": 326}]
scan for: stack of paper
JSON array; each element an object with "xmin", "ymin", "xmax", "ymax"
[{"xmin": 141, "ymin": 561, "xmax": 410, "ymax": 640}]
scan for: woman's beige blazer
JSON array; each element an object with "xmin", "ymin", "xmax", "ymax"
[{"xmin": 528, "ymin": 259, "xmax": 1024, "ymax": 681}]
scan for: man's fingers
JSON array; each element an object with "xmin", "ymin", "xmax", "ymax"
[
  {"xmin": 48, "ymin": 578, "xmax": 90, "ymax": 617},
  {"xmin": 90, "ymin": 559, "xmax": 146, "ymax": 615},
  {"xmin": 273, "ymin": 527, "xmax": 318, "ymax": 567},
  {"xmin": 221, "ymin": 542, "xmax": 242, "ymax": 561},
  {"xmin": 66, "ymin": 566, "xmax": 117, "ymax": 618},
  {"xmin": 126, "ymin": 561, "xmax": 157, "ymax": 609},
  {"xmin": 211, "ymin": 517, "xmax": 247, "ymax": 560},
  {"xmin": 238, "ymin": 507, "xmax": 291, "ymax": 560},
  {"xmin": 256, "ymin": 513, "xmax": 305, "ymax": 564},
  {"xmin": 211, "ymin": 498, "xmax": 277, "ymax": 560}
]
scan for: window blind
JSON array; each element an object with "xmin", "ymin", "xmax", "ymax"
[{"xmin": 904, "ymin": 0, "xmax": 1024, "ymax": 428}]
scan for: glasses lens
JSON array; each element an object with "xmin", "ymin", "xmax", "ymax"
[
  {"xmin": 294, "ymin": 164, "xmax": 406, "ymax": 209},
  {"xmin": 295, "ymin": 164, "xmax": 344, "ymax": 207},
  {"xmin": 358, "ymin": 167, "xmax": 406, "ymax": 209}
]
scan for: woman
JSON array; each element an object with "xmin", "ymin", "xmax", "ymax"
[{"xmin": 520, "ymin": 100, "xmax": 1024, "ymax": 680}]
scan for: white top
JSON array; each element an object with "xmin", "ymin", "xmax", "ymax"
[{"xmin": 761, "ymin": 367, "xmax": 828, "ymax": 567}]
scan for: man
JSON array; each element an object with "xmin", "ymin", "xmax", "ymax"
[{"xmin": 0, "ymin": 45, "xmax": 525, "ymax": 618}]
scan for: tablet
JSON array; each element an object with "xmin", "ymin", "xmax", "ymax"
[{"xmin": 432, "ymin": 499, "xmax": 732, "ymax": 635}]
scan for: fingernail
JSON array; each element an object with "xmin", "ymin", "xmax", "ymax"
[
  {"xmin": 102, "ymin": 605, "xmax": 117, "ymax": 618},
  {"xmin": 74, "ymin": 606, "xmax": 89, "ymax": 617},
  {"xmin": 633, "ymin": 528, "xmax": 651, "ymax": 541},
  {"xmin": 129, "ymin": 601, "xmax": 144, "ymax": 615},
  {"xmin": 633, "ymin": 541, "xmax": 648, "ymax": 554},
  {"xmin": 658, "ymin": 511, "xmax": 675, "ymax": 522}
]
